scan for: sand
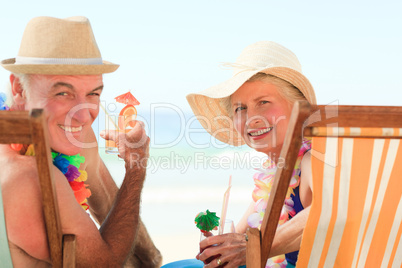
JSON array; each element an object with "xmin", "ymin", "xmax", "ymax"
[{"xmin": 152, "ymin": 232, "xmax": 201, "ymax": 265}]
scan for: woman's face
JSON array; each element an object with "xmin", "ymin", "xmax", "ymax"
[
  {"xmin": 24, "ymin": 74, "xmax": 103, "ymax": 155},
  {"xmin": 231, "ymin": 80, "xmax": 293, "ymax": 160}
]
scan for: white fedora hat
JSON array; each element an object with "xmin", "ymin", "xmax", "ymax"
[
  {"xmin": 1, "ymin": 16, "xmax": 119, "ymax": 75},
  {"xmin": 186, "ymin": 41, "xmax": 316, "ymax": 146}
]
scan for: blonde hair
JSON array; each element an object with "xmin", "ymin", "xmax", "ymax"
[{"xmin": 224, "ymin": 72, "xmax": 307, "ymax": 117}]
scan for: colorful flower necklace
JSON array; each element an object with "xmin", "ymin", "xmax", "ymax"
[
  {"xmin": 0, "ymin": 92, "xmax": 10, "ymax": 111},
  {"xmin": 25, "ymin": 145, "xmax": 91, "ymax": 211},
  {"xmin": 247, "ymin": 139, "xmax": 311, "ymax": 268}
]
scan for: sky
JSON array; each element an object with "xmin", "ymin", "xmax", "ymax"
[{"xmin": 1, "ymin": 0, "xmax": 401, "ymax": 116}]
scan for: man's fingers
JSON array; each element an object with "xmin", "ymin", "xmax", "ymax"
[
  {"xmin": 136, "ymin": 120, "xmax": 145, "ymax": 128},
  {"xmin": 100, "ymin": 129, "xmax": 119, "ymax": 141},
  {"xmin": 101, "ymin": 120, "xmax": 146, "ymax": 141}
]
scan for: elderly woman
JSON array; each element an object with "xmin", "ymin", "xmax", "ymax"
[{"xmin": 186, "ymin": 41, "xmax": 317, "ymax": 268}]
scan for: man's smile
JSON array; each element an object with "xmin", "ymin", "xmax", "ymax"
[{"xmin": 58, "ymin": 124, "xmax": 83, "ymax": 133}]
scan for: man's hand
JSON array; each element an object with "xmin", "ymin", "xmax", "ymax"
[
  {"xmin": 101, "ymin": 120, "xmax": 150, "ymax": 171},
  {"xmin": 98, "ymin": 122, "xmax": 162, "ymax": 267}
]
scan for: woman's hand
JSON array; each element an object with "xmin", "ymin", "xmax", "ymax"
[{"xmin": 196, "ymin": 233, "xmax": 247, "ymax": 268}]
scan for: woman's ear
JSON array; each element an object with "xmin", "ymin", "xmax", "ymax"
[{"xmin": 10, "ymin": 74, "xmax": 26, "ymax": 107}]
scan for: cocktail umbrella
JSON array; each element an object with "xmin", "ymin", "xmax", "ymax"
[
  {"xmin": 114, "ymin": 91, "xmax": 140, "ymax": 129},
  {"xmin": 114, "ymin": 91, "xmax": 140, "ymax": 106},
  {"xmin": 195, "ymin": 210, "xmax": 220, "ymax": 233}
]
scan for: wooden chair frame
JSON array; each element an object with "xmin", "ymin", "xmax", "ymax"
[
  {"xmin": 0, "ymin": 109, "xmax": 76, "ymax": 267},
  {"xmin": 246, "ymin": 101, "xmax": 402, "ymax": 267}
]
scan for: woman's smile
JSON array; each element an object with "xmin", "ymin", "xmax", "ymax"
[{"xmin": 248, "ymin": 127, "xmax": 273, "ymax": 139}]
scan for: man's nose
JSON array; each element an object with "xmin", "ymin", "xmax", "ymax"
[{"xmin": 68, "ymin": 102, "xmax": 93, "ymax": 123}]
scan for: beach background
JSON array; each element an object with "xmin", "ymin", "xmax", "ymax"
[
  {"xmin": 97, "ymin": 109, "xmax": 262, "ymax": 263},
  {"xmin": 1, "ymin": 0, "xmax": 402, "ymax": 265}
]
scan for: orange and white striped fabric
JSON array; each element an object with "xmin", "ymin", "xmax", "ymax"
[
  {"xmin": 311, "ymin": 127, "xmax": 402, "ymax": 137},
  {"xmin": 297, "ymin": 135, "xmax": 402, "ymax": 267}
]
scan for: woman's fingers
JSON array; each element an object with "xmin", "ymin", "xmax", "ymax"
[{"xmin": 199, "ymin": 233, "xmax": 247, "ymax": 267}]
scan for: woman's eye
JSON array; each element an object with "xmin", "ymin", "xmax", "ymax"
[
  {"xmin": 260, "ymin": 100, "xmax": 269, "ymax": 105},
  {"xmin": 234, "ymin": 106, "xmax": 245, "ymax": 113}
]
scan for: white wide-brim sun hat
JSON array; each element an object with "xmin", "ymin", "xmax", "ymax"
[
  {"xmin": 1, "ymin": 16, "xmax": 119, "ymax": 75},
  {"xmin": 186, "ymin": 41, "xmax": 316, "ymax": 146}
]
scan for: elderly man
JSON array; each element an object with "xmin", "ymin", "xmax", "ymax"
[{"xmin": 0, "ymin": 16, "xmax": 162, "ymax": 267}]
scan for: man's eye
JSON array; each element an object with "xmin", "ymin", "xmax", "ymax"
[
  {"xmin": 89, "ymin": 92, "xmax": 100, "ymax": 96},
  {"xmin": 56, "ymin": 92, "xmax": 68, "ymax": 96}
]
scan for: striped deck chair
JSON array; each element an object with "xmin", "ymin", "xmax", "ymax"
[
  {"xmin": 246, "ymin": 102, "xmax": 402, "ymax": 268},
  {"xmin": 298, "ymin": 104, "xmax": 402, "ymax": 267},
  {"xmin": 0, "ymin": 109, "xmax": 76, "ymax": 267}
]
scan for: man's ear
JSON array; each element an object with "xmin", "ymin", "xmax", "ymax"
[{"xmin": 10, "ymin": 74, "xmax": 26, "ymax": 106}]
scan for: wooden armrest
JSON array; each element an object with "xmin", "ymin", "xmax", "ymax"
[
  {"xmin": 246, "ymin": 228, "xmax": 262, "ymax": 268},
  {"xmin": 63, "ymin": 234, "xmax": 76, "ymax": 268}
]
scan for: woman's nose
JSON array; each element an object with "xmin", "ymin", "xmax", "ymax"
[
  {"xmin": 247, "ymin": 109, "xmax": 263, "ymax": 125},
  {"xmin": 247, "ymin": 117, "xmax": 263, "ymax": 128},
  {"xmin": 246, "ymin": 110, "xmax": 270, "ymax": 129}
]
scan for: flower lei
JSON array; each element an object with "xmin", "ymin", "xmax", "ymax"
[
  {"xmin": 247, "ymin": 139, "xmax": 311, "ymax": 268},
  {"xmin": 25, "ymin": 145, "xmax": 91, "ymax": 211},
  {"xmin": 0, "ymin": 92, "xmax": 10, "ymax": 111}
]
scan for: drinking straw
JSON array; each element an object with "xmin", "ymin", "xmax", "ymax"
[
  {"xmin": 100, "ymin": 103, "xmax": 119, "ymax": 129},
  {"xmin": 219, "ymin": 175, "xmax": 232, "ymax": 235}
]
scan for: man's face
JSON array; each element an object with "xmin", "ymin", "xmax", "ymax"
[{"xmin": 25, "ymin": 74, "xmax": 103, "ymax": 155}]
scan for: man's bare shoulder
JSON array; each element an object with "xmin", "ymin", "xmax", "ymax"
[
  {"xmin": 0, "ymin": 152, "xmax": 38, "ymax": 195},
  {"xmin": 9, "ymin": 243, "xmax": 51, "ymax": 268},
  {"xmin": 0, "ymin": 150, "xmax": 50, "ymax": 262}
]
